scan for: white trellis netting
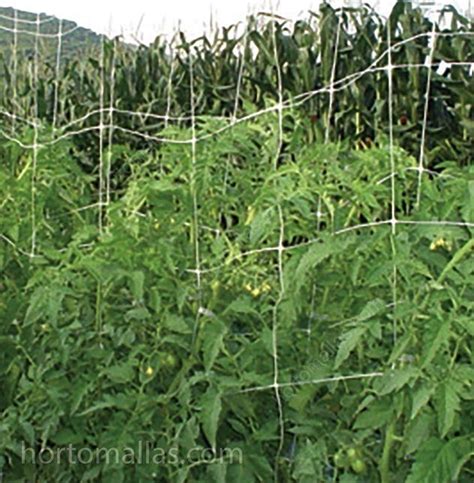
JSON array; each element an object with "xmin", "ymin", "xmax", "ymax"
[{"xmin": 0, "ymin": 1, "xmax": 473, "ymax": 475}]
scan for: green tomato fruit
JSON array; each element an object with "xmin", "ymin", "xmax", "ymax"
[
  {"xmin": 163, "ymin": 353, "xmax": 177, "ymax": 368},
  {"xmin": 347, "ymin": 448, "xmax": 357, "ymax": 460},
  {"xmin": 351, "ymin": 459, "xmax": 366, "ymax": 474},
  {"xmin": 334, "ymin": 451, "xmax": 346, "ymax": 468}
]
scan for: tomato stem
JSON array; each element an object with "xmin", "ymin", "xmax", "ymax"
[{"xmin": 380, "ymin": 419, "xmax": 396, "ymax": 483}]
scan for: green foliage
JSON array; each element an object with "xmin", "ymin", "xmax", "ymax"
[
  {"xmin": 406, "ymin": 437, "xmax": 473, "ymax": 483},
  {"xmin": 0, "ymin": 1, "xmax": 473, "ymax": 481},
  {"xmin": 0, "ymin": 1, "xmax": 472, "ymax": 168},
  {"xmin": 0, "ymin": 113, "xmax": 473, "ymax": 481}
]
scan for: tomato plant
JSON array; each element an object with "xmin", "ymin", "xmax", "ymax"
[{"xmin": 0, "ymin": 2, "xmax": 473, "ymax": 482}]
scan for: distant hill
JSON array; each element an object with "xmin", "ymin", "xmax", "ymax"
[{"xmin": 0, "ymin": 6, "xmax": 102, "ymax": 63}]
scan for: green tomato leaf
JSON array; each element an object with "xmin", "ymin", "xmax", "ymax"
[
  {"xmin": 375, "ymin": 367, "xmax": 419, "ymax": 396},
  {"xmin": 435, "ymin": 379, "xmax": 462, "ymax": 438},
  {"xmin": 420, "ymin": 317, "xmax": 451, "ymax": 368},
  {"xmin": 356, "ymin": 298, "xmax": 386, "ymax": 322},
  {"xmin": 334, "ymin": 326, "xmax": 367, "ymax": 369},
  {"xmin": 406, "ymin": 437, "xmax": 472, "ymax": 483},
  {"xmin": 411, "ymin": 383, "xmax": 436, "ymax": 420},
  {"xmin": 200, "ymin": 386, "xmax": 222, "ymax": 451},
  {"xmin": 353, "ymin": 399, "xmax": 393, "ymax": 430},
  {"xmin": 201, "ymin": 318, "xmax": 227, "ymax": 372}
]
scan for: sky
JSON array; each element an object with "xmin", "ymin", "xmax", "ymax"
[{"xmin": 0, "ymin": 0, "xmax": 472, "ymax": 43}]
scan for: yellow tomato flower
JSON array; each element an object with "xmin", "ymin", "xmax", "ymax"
[
  {"xmin": 430, "ymin": 238, "xmax": 452, "ymax": 251},
  {"xmin": 244, "ymin": 281, "xmax": 271, "ymax": 297},
  {"xmin": 261, "ymin": 282, "xmax": 271, "ymax": 292}
]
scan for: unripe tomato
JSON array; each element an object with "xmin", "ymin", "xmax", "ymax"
[
  {"xmin": 347, "ymin": 448, "xmax": 357, "ymax": 460},
  {"xmin": 351, "ymin": 459, "xmax": 366, "ymax": 474},
  {"xmin": 163, "ymin": 353, "xmax": 177, "ymax": 368},
  {"xmin": 334, "ymin": 450, "xmax": 346, "ymax": 468}
]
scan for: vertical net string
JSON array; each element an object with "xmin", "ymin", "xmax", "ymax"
[
  {"xmin": 30, "ymin": 13, "xmax": 41, "ymax": 257},
  {"xmin": 387, "ymin": 18, "xmax": 398, "ymax": 347},
  {"xmin": 164, "ymin": 43, "xmax": 175, "ymax": 131},
  {"xmin": 11, "ymin": 9, "xmax": 18, "ymax": 133},
  {"xmin": 106, "ymin": 37, "xmax": 116, "ymax": 207},
  {"xmin": 325, "ymin": 14, "xmax": 342, "ymax": 144},
  {"xmin": 416, "ymin": 20, "xmax": 437, "ymax": 208},
  {"xmin": 52, "ymin": 19, "xmax": 63, "ymax": 133},
  {"xmin": 189, "ymin": 46, "xmax": 204, "ymax": 348},
  {"xmin": 270, "ymin": 2, "xmax": 286, "ymax": 477},
  {"xmin": 98, "ymin": 35, "xmax": 105, "ymax": 233}
]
